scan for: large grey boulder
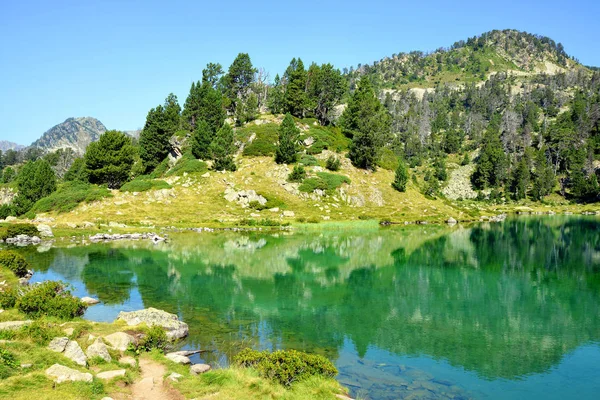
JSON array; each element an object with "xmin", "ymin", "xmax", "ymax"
[
  {"xmin": 116, "ymin": 308, "xmax": 188, "ymax": 340},
  {"xmin": 104, "ymin": 332, "xmax": 136, "ymax": 351},
  {"xmin": 165, "ymin": 353, "xmax": 191, "ymax": 364},
  {"xmin": 86, "ymin": 338, "xmax": 112, "ymax": 362},
  {"xmin": 190, "ymin": 363, "xmax": 211, "ymax": 375},
  {"xmin": 36, "ymin": 224, "xmax": 53, "ymax": 237},
  {"xmin": 48, "ymin": 337, "xmax": 70, "ymax": 352},
  {"xmin": 45, "ymin": 364, "xmax": 92, "ymax": 383},
  {"xmin": 64, "ymin": 340, "xmax": 87, "ymax": 366}
]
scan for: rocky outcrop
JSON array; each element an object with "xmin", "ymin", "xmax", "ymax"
[
  {"xmin": 116, "ymin": 308, "xmax": 189, "ymax": 340},
  {"xmin": 165, "ymin": 353, "xmax": 191, "ymax": 364},
  {"xmin": 4, "ymin": 235, "xmax": 42, "ymax": 246},
  {"xmin": 0, "ymin": 188, "xmax": 16, "ymax": 206},
  {"xmin": 442, "ymin": 164, "xmax": 478, "ymax": 200},
  {"xmin": 48, "ymin": 337, "xmax": 70, "ymax": 352},
  {"xmin": 86, "ymin": 338, "xmax": 112, "ymax": 362},
  {"xmin": 45, "ymin": 364, "xmax": 93, "ymax": 383},
  {"xmin": 31, "ymin": 117, "xmax": 107, "ymax": 155},
  {"xmin": 224, "ymin": 187, "xmax": 267, "ymax": 208},
  {"xmin": 104, "ymin": 332, "xmax": 136, "ymax": 351},
  {"xmin": 89, "ymin": 233, "xmax": 166, "ymax": 243},
  {"xmin": 36, "ymin": 224, "xmax": 54, "ymax": 238},
  {"xmin": 64, "ymin": 340, "xmax": 88, "ymax": 366},
  {"xmin": 81, "ymin": 296, "xmax": 100, "ymax": 305}
]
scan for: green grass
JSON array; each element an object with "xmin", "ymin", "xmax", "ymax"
[
  {"xmin": 120, "ymin": 179, "xmax": 172, "ymax": 193},
  {"xmin": 299, "ymin": 172, "xmax": 351, "ymax": 194},
  {"xmin": 166, "ymin": 154, "xmax": 208, "ymax": 177},
  {"xmin": 31, "ymin": 181, "xmax": 112, "ymax": 214},
  {"xmin": 300, "ymin": 125, "xmax": 350, "ymax": 154},
  {"xmin": 239, "ymin": 123, "xmax": 280, "ymax": 157}
]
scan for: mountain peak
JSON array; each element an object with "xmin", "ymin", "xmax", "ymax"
[{"xmin": 31, "ymin": 117, "xmax": 107, "ymax": 155}]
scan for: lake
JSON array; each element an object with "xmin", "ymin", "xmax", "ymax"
[{"xmin": 25, "ymin": 216, "xmax": 600, "ymax": 399}]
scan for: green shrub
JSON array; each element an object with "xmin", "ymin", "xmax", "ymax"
[
  {"xmin": 0, "ymin": 286, "xmax": 18, "ymax": 308},
  {"xmin": 288, "ymin": 165, "xmax": 307, "ymax": 183},
  {"xmin": 0, "ymin": 250, "xmax": 30, "ymax": 277},
  {"xmin": 240, "ymin": 124, "xmax": 279, "ymax": 157},
  {"xmin": 32, "ymin": 181, "xmax": 112, "ymax": 214},
  {"xmin": 306, "ymin": 217, "xmax": 320, "ymax": 224},
  {"xmin": 299, "ymin": 172, "xmax": 350, "ymax": 194},
  {"xmin": 120, "ymin": 179, "xmax": 172, "ymax": 193},
  {"xmin": 325, "ymin": 156, "xmax": 341, "ymax": 171},
  {"xmin": 233, "ymin": 348, "xmax": 337, "ymax": 387},
  {"xmin": 149, "ymin": 158, "xmax": 170, "ymax": 178},
  {"xmin": 18, "ymin": 320, "xmax": 64, "ymax": 345},
  {"xmin": 358, "ymin": 214, "xmax": 373, "ymax": 220},
  {"xmin": 137, "ymin": 325, "xmax": 168, "ymax": 353},
  {"xmin": 461, "ymin": 153, "xmax": 470, "ymax": 166},
  {"xmin": 299, "ymin": 155, "xmax": 318, "ymax": 166},
  {"xmin": 16, "ymin": 281, "xmax": 86, "ymax": 319},
  {"xmin": 0, "ymin": 205, "xmax": 14, "ymax": 220},
  {"xmin": 0, "ymin": 348, "xmax": 18, "ymax": 379},
  {"xmin": 166, "ymin": 153, "xmax": 208, "ymax": 177},
  {"xmin": 5, "ymin": 224, "xmax": 38, "ymax": 239},
  {"xmin": 377, "ymin": 148, "xmax": 400, "ymax": 171}
]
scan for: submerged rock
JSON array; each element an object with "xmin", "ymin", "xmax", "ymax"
[
  {"xmin": 116, "ymin": 308, "xmax": 189, "ymax": 340},
  {"xmin": 45, "ymin": 364, "xmax": 93, "ymax": 383}
]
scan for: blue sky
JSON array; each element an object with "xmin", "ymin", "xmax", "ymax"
[{"xmin": 1, "ymin": 0, "xmax": 599, "ymax": 145}]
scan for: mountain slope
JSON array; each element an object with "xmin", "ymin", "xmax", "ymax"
[
  {"xmin": 31, "ymin": 117, "xmax": 107, "ymax": 154},
  {"xmin": 0, "ymin": 140, "xmax": 25, "ymax": 152},
  {"xmin": 350, "ymin": 29, "xmax": 586, "ymax": 90}
]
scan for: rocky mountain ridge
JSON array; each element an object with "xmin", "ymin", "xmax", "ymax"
[
  {"xmin": 31, "ymin": 117, "xmax": 107, "ymax": 155},
  {"xmin": 0, "ymin": 140, "xmax": 25, "ymax": 152}
]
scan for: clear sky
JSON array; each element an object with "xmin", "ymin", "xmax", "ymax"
[{"xmin": 1, "ymin": 0, "xmax": 599, "ymax": 145}]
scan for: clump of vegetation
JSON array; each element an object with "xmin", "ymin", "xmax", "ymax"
[
  {"xmin": 233, "ymin": 348, "xmax": 338, "ymax": 387},
  {"xmin": 299, "ymin": 172, "xmax": 350, "ymax": 194},
  {"xmin": 32, "ymin": 181, "xmax": 112, "ymax": 214},
  {"xmin": 325, "ymin": 156, "xmax": 341, "ymax": 171},
  {"xmin": 0, "ymin": 250, "xmax": 30, "ymax": 277},
  {"xmin": 136, "ymin": 325, "xmax": 169, "ymax": 353},
  {"xmin": 299, "ymin": 154, "xmax": 318, "ymax": 166},
  {"xmin": 287, "ymin": 165, "xmax": 307, "ymax": 183},
  {"xmin": 0, "ymin": 224, "xmax": 39, "ymax": 242},
  {"xmin": 120, "ymin": 178, "xmax": 172, "ymax": 192},
  {"xmin": 18, "ymin": 320, "xmax": 65, "ymax": 345},
  {"xmin": 239, "ymin": 219, "xmax": 290, "ymax": 227},
  {"xmin": 0, "ymin": 348, "xmax": 18, "ymax": 379},
  {"xmin": 16, "ymin": 281, "xmax": 86, "ymax": 319},
  {"xmin": 0, "ymin": 286, "xmax": 18, "ymax": 308},
  {"xmin": 166, "ymin": 153, "xmax": 208, "ymax": 176},
  {"xmin": 275, "ymin": 114, "xmax": 301, "ymax": 164},
  {"xmin": 392, "ymin": 159, "xmax": 408, "ymax": 192}
]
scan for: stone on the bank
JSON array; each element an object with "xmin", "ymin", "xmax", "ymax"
[
  {"xmin": 119, "ymin": 356, "xmax": 137, "ymax": 367},
  {"xmin": 63, "ymin": 327, "xmax": 74, "ymax": 336},
  {"xmin": 0, "ymin": 320, "xmax": 32, "ymax": 331},
  {"xmin": 36, "ymin": 224, "xmax": 53, "ymax": 237},
  {"xmin": 190, "ymin": 363, "xmax": 211, "ymax": 375},
  {"xmin": 116, "ymin": 308, "xmax": 189, "ymax": 340},
  {"xmin": 96, "ymin": 369, "xmax": 126, "ymax": 380},
  {"xmin": 64, "ymin": 340, "xmax": 87, "ymax": 366},
  {"xmin": 81, "ymin": 296, "xmax": 100, "ymax": 305},
  {"xmin": 447, "ymin": 217, "xmax": 457, "ymax": 225},
  {"xmin": 104, "ymin": 332, "xmax": 136, "ymax": 351},
  {"xmin": 168, "ymin": 372, "xmax": 183, "ymax": 381},
  {"xmin": 282, "ymin": 210, "xmax": 295, "ymax": 217},
  {"xmin": 86, "ymin": 339, "xmax": 112, "ymax": 362},
  {"xmin": 48, "ymin": 337, "xmax": 70, "ymax": 352},
  {"xmin": 45, "ymin": 364, "xmax": 93, "ymax": 383},
  {"xmin": 165, "ymin": 353, "xmax": 191, "ymax": 364}
]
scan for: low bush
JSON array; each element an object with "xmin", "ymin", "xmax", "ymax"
[
  {"xmin": 0, "ymin": 286, "xmax": 18, "ymax": 308},
  {"xmin": 32, "ymin": 181, "xmax": 112, "ymax": 214},
  {"xmin": 240, "ymin": 124, "xmax": 279, "ymax": 157},
  {"xmin": 166, "ymin": 153, "xmax": 208, "ymax": 177},
  {"xmin": 0, "ymin": 250, "xmax": 30, "ymax": 277},
  {"xmin": 16, "ymin": 281, "xmax": 86, "ymax": 319},
  {"xmin": 137, "ymin": 325, "xmax": 168, "ymax": 353},
  {"xmin": 288, "ymin": 165, "xmax": 307, "ymax": 183},
  {"xmin": 120, "ymin": 179, "xmax": 172, "ymax": 193},
  {"xmin": 5, "ymin": 224, "xmax": 38, "ymax": 239},
  {"xmin": 233, "ymin": 348, "xmax": 337, "ymax": 387},
  {"xmin": 298, "ymin": 172, "xmax": 351, "ymax": 194},
  {"xmin": 377, "ymin": 148, "xmax": 400, "ymax": 171},
  {"xmin": 299, "ymin": 155, "xmax": 318, "ymax": 166},
  {"xmin": 149, "ymin": 158, "xmax": 170, "ymax": 178},
  {"xmin": 0, "ymin": 348, "xmax": 18, "ymax": 379},
  {"xmin": 18, "ymin": 320, "xmax": 65, "ymax": 345},
  {"xmin": 325, "ymin": 156, "xmax": 341, "ymax": 171},
  {"xmin": 239, "ymin": 219, "xmax": 290, "ymax": 227}
]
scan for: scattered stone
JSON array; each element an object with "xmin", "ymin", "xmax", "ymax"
[
  {"xmin": 116, "ymin": 308, "xmax": 189, "ymax": 340},
  {"xmin": 45, "ymin": 364, "xmax": 93, "ymax": 383},
  {"xmin": 269, "ymin": 207, "xmax": 279, "ymax": 212},
  {"xmin": 168, "ymin": 372, "xmax": 183, "ymax": 381},
  {"xmin": 64, "ymin": 340, "xmax": 87, "ymax": 366},
  {"xmin": 81, "ymin": 296, "xmax": 100, "ymax": 305},
  {"xmin": 96, "ymin": 369, "xmax": 127, "ymax": 380},
  {"xmin": 282, "ymin": 210, "xmax": 295, "ymax": 217},
  {"xmin": 0, "ymin": 320, "xmax": 32, "ymax": 331},
  {"xmin": 36, "ymin": 224, "xmax": 54, "ymax": 237},
  {"xmin": 201, "ymin": 172, "xmax": 210, "ymax": 178},
  {"xmin": 63, "ymin": 327, "xmax": 74, "ymax": 336},
  {"xmin": 447, "ymin": 217, "xmax": 457, "ymax": 225},
  {"xmin": 119, "ymin": 356, "xmax": 137, "ymax": 367},
  {"xmin": 104, "ymin": 332, "xmax": 136, "ymax": 351},
  {"xmin": 20, "ymin": 363, "xmax": 33, "ymax": 369},
  {"xmin": 165, "ymin": 353, "xmax": 191, "ymax": 364},
  {"xmin": 190, "ymin": 363, "xmax": 211, "ymax": 375},
  {"xmin": 86, "ymin": 339, "xmax": 112, "ymax": 363}
]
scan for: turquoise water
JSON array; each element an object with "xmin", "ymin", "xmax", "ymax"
[{"xmin": 25, "ymin": 216, "xmax": 600, "ymax": 399}]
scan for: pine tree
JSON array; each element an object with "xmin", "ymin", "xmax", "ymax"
[
  {"xmin": 531, "ymin": 148, "xmax": 555, "ymax": 200},
  {"xmin": 283, "ymin": 58, "xmax": 308, "ymax": 117},
  {"xmin": 510, "ymin": 158, "xmax": 530, "ymax": 200},
  {"xmin": 307, "ymin": 63, "xmax": 346, "ymax": 125},
  {"xmin": 392, "ymin": 158, "xmax": 408, "ymax": 192},
  {"xmin": 225, "ymin": 53, "xmax": 256, "ymax": 114},
  {"xmin": 85, "ymin": 130, "xmax": 135, "ymax": 189},
  {"xmin": 472, "ymin": 130, "xmax": 507, "ymax": 189},
  {"xmin": 64, "ymin": 158, "xmax": 88, "ymax": 182},
  {"xmin": 13, "ymin": 159, "xmax": 57, "ymax": 214},
  {"xmin": 210, "ymin": 123, "xmax": 237, "ymax": 171},
  {"xmin": 268, "ymin": 74, "xmax": 285, "ymax": 114},
  {"xmin": 192, "ymin": 120, "xmax": 213, "ymax": 160},
  {"xmin": 1, "ymin": 167, "xmax": 15, "ymax": 184},
  {"xmin": 139, "ymin": 105, "xmax": 168, "ymax": 172},
  {"xmin": 275, "ymin": 114, "xmax": 300, "ymax": 164},
  {"xmin": 342, "ymin": 78, "xmax": 391, "ymax": 170}
]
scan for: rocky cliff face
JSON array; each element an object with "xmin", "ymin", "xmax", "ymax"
[
  {"xmin": 0, "ymin": 141, "xmax": 25, "ymax": 151},
  {"xmin": 31, "ymin": 117, "xmax": 107, "ymax": 155}
]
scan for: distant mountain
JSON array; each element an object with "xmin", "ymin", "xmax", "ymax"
[
  {"xmin": 349, "ymin": 29, "xmax": 586, "ymax": 90},
  {"xmin": 0, "ymin": 140, "xmax": 25, "ymax": 152},
  {"xmin": 31, "ymin": 117, "xmax": 107, "ymax": 155}
]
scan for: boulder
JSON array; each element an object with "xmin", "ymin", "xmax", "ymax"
[
  {"xmin": 48, "ymin": 337, "xmax": 70, "ymax": 353},
  {"xmin": 63, "ymin": 327, "xmax": 74, "ymax": 336},
  {"xmin": 447, "ymin": 217, "xmax": 457, "ymax": 225},
  {"xmin": 36, "ymin": 224, "xmax": 54, "ymax": 237},
  {"xmin": 45, "ymin": 364, "xmax": 93, "ymax": 383},
  {"xmin": 96, "ymin": 369, "xmax": 126, "ymax": 380},
  {"xmin": 168, "ymin": 372, "xmax": 183, "ymax": 382},
  {"xmin": 81, "ymin": 296, "xmax": 100, "ymax": 305},
  {"xmin": 0, "ymin": 320, "xmax": 32, "ymax": 331},
  {"xmin": 64, "ymin": 340, "xmax": 87, "ymax": 366},
  {"xmin": 104, "ymin": 332, "xmax": 136, "ymax": 351},
  {"xmin": 282, "ymin": 210, "xmax": 295, "ymax": 217},
  {"xmin": 118, "ymin": 356, "xmax": 137, "ymax": 367},
  {"xmin": 190, "ymin": 364, "xmax": 211, "ymax": 375},
  {"xmin": 86, "ymin": 339, "xmax": 112, "ymax": 363},
  {"xmin": 165, "ymin": 353, "xmax": 191, "ymax": 364},
  {"xmin": 116, "ymin": 308, "xmax": 188, "ymax": 340}
]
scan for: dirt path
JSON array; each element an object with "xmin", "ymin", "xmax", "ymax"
[{"xmin": 129, "ymin": 358, "xmax": 183, "ymax": 400}]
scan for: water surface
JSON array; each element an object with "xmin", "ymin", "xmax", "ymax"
[{"xmin": 25, "ymin": 216, "xmax": 600, "ymax": 399}]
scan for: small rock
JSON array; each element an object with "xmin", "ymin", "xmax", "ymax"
[
  {"xmin": 282, "ymin": 210, "xmax": 295, "ymax": 217},
  {"xmin": 20, "ymin": 363, "xmax": 33, "ymax": 369},
  {"xmin": 447, "ymin": 217, "xmax": 457, "ymax": 225},
  {"xmin": 86, "ymin": 339, "xmax": 112, "ymax": 363},
  {"xmin": 190, "ymin": 363, "xmax": 211, "ymax": 375},
  {"xmin": 104, "ymin": 332, "xmax": 136, "ymax": 351},
  {"xmin": 119, "ymin": 356, "xmax": 137, "ymax": 367},
  {"xmin": 48, "ymin": 337, "xmax": 70, "ymax": 353},
  {"xmin": 96, "ymin": 369, "xmax": 126, "ymax": 380},
  {"xmin": 45, "ymin": 364, "xmax": 93, "ymax": 383},
  {"xmin": 201, "ymin": 172, "xmax": 210, "ymax": 178},
  {"xmin": 63, "ymin": 327, "xmax": 74, "ymax": 336},
  {"xmin": 64, "ymin": 340, "xmax": 87, "ymax": 366},
  {"xmin": 168, "ymin": 372, "xmax": 183, "ymax": 381},
  {"xmin": 81, "ymin": 296, "xmax": 100, "ymax": 305},
  {"xmin": 165, "ymin": 353, "xmax": 191, "ymax": 364}
]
